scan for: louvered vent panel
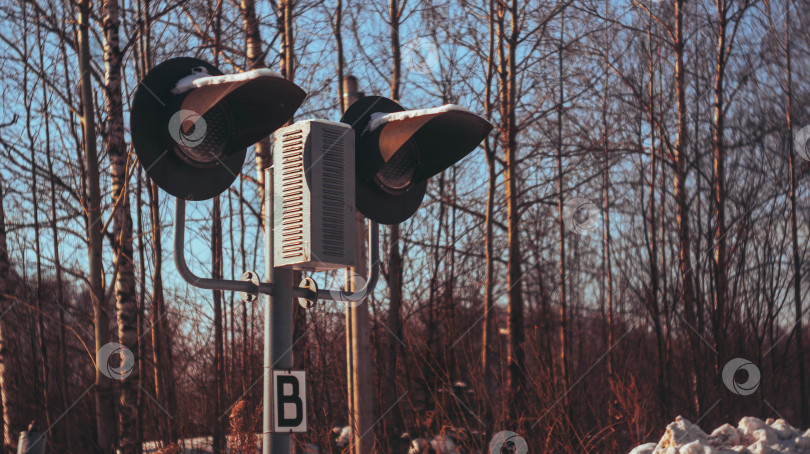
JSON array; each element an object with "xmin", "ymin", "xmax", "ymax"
[
  {"xmin": 272, "ymin": 120, "xmax": 354, "ymax": 271},
  {"xmin": 320, "ymin": 127, "xmax": 345, "ymax": 258},
  {"xmin": 280, "ymin": 129, "xmax": 305, "ymax": 259}
]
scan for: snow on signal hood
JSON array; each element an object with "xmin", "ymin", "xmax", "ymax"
[
  {"xmin": 366, "ymin": 104, "xmax": 477, "ymax": 133},
  {"xmin": 171, "ymin": 68, "xmax": 285, "ymax": 95}
]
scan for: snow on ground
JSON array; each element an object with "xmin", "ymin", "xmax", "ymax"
[
  {"xmin": 630, "ymin": 416, "xmax": 810, "ymax": 454},
  {"xmin": 335, "ymin": 425, "xmax": 465, "ymax": 454}
]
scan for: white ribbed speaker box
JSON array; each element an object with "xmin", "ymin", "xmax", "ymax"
[{"xmin": 271, "ymin": 120, "xmax": 357, "ymax": 271}]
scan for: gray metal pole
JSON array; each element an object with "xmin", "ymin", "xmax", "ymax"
[{"xmin": 263, "ymin": 168, "xmax": 293, "ymax": 454}]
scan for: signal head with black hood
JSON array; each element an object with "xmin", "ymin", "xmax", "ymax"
[
  {"xmin": 130, "ymin": 57, "xmax": 307, "ymax": 200},
  {"xmin": 341, "ymin": 96, "xmax": 493, "ymax": 225}
]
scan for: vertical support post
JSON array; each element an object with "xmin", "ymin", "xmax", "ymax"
[
  {"xmin": 263, "ymin": 168, "xmax": 293, "ymax": 454},
  {"xmin": 343, "ymin": 75, "xmax": 356, "ymax": 454},
  {"xmin": 342, "ymin": 75, "xmax": 363, "ymax": 107},
  {"xmin": 345, "ymin": 291, "xmax": 355, "ymax": 454},
  {"xmin": 342, "ymin": 75, "xmax": 374, "ymax": 453},
  {"xmin": 348, "ymin": 211, "xmax": 374, "ymax": 453}
]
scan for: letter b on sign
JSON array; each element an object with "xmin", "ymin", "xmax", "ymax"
[{"xmin": 273, "ymin": 370, "xmax": 307, "ymax": 433}]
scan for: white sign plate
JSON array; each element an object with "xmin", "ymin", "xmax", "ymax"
[{"xmin": 272, "ymin": 370, "xmax": 307, "ymax": 433}]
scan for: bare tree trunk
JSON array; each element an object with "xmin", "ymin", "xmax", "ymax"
[
  {"xmin": 136, "ymin": 0, "xmax": 175, "ymax": 441},
  {"xmin": 482, "ymin": 0, "xmax": 497, "ymax": 442},
  {"xmin": 389, "ymin": 0, "xmax": 401, "ymax": 102},
  {"xmin": 212, "ymin": 197, "xmax": 225, "ymax": 454},
  {"xmin": 280, "ymin": 0, "xmax": 295, "ymax": 83},
  {"xmin": 276, "ymin": 6, "xmax": 308, "ymax": 451},
  {"xmin": 229, "ymin": 194, "xmax": 236, "ymax": 403},
  {"xmin": 711, "ymin": 0, "xmax": 729, "ymax": 382},
  {"xmin": 600, "ymin": 13, "xmax": 615, "ymax": 443},
  {"xmin": 44, "ymin": 56, "xmax": 70, "ymax": 452},
  {"xmin": 498, "ymin": 0, "xmax": 525, "ymax": 422},
  {"xmin": 334, "ymin": 0, "xmax": 345, "ymax": 113},
  {"xmin": 0, "ymin": 180, "xmax": 14, "ymax": 453},
  {"xmin": 384, "ymin": 2, "xmax": 404, "ymax": 443},
  {"xmin": 646, "ymin": 18, "xmax": 668, "ymax": 415},
  {"xmin": 784, "ymin": 0, "xmax": 808, "ymax": 426},
  {"xmin": 554, "ymin": 6, "xmax": 569, "ymax": 423},
  {"xmin": 148, "ymin": 180, "xmax": 166, "ymax": 446},
  {"xmin": 148, "ymin": 179, "xmax": 175, "ymax": 444},
  {"xmin": 79, "ymin": 0, "xmax": 117, "ymax": 448},
  {"xmin": 136, "ymin": 167, "xmax": 146, "ymax": 454},
  {"xmin": 58, "ymin": 4, "xmax": 82, "ymax": 450},
  {"xmin": 384, "ymin": 223, "xmax": 403, "ymax": 446},
  {"xmin": 239, "ymin": 177, "xmax": 248, "ymax": 393},
  {"xmin": 239, "ymin": 0, "xmax": 272, "ymax": 210},
  {"xmin": 692, "ymin": 43, "xmax": 706, "ymax": 419},
  {"xmin": 27, "ymin": 14, "xmax": 52, "ymax": 435},
  {"xmin": 427, "ymin": 177, "xmax": 446, "ymax": 362},
  {"xmin": 674, "ymin": 0, "xmax": 701, "ymax": 417}
]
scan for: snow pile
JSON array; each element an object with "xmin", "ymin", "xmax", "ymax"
[
  {"xmin": 332, "ymin": 425, "xmax": 351, "ymax": 448},
  {"xmin": 630, "ymin": 416, "xmax": 810, "ymax": 454},
  {"xmin": 407, "ymin": 435, "xmax": 459, "ymax": 454},
  {"xmin": 408, "ymin": 438, "xmax": 432, "ymax": 454},
  {"xmin": 429, "ymin": 432, "xmax": 459, "ymax": 453}
]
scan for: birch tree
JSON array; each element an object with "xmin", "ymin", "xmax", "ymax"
[{"xmin": 102, "ymin": 0, "xmax": 139, "ymax": 450}]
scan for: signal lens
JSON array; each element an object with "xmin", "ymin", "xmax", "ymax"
[{"xmin": 373, "ymin": 139, "xmax": 418, "ymax": 194}]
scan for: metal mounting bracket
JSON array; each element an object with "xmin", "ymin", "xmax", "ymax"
[
  {"xmin": 317, "ymin": 221, "xmax": 380, "ymax": 303},
  {"xmin": 173, "ymin": 197, "xmax": 379, "ymax": 304}
]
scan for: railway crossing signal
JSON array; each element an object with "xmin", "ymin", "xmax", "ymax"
[{"xmin": 130, "ymin": 58, "xmax": 491, "ymax": 454}]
